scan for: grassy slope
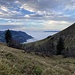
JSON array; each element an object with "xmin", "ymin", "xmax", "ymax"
[
  {"xmin": 22, "ymin": 37, "xmax": 52, "ymax": 53},
  {"xmin": 0, "ymin": 44, "xmax": 75, "ymax": 75}
]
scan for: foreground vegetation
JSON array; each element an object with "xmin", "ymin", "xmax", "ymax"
[{"xmin": 0, "ymin": 44, "xmax": 75, "ymax": 75}]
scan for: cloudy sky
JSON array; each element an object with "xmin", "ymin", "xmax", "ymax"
[{"xmin": 0, "ymin": 0, "xmax": 75, "ymax": 31}]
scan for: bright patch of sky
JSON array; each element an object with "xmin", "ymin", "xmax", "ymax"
[{"xmin": 0, "ymin": 0, "xmax": 75, "ymax": 31}]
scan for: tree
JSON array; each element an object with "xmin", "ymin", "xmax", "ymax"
[
  {"xmin": 56, "ymin": 37, "xmax": 65, "ymax": 55},
  {"xmin": 5, "ymin": 29, "xmax": 12, "ymax": 45}
]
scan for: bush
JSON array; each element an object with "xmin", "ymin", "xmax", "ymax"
[{"xmin": 33, "ymin": 66, "xmax": 42, "ymax": 75}]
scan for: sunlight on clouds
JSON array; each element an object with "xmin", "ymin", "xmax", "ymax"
[
  {"xmin": 0, "ymin": 12, "xmax": 4, "ymax": 15},
  {"xmin": 43, "ymin": 20, "xmax": 72, "ymax": 30},
  {"xmin": 11, "ymin": 11, "xmax": 21, "ymax": 14},
  {"xmin": 24, "ymin": 15, "xmax": 30, "ymax": 18},
  {"xmin": 20, "ymin": 4, "xmax": 35, "ymax": 12},
  {"xmin": 14, "ymin": 1, "xmax": 20, "ymax": 4},
  {"xmin": 0, "ymin": 6, "xmax": 8, "ymax": 12},
  {"xmin": 0, "ymin": 0, "xmax": 75, "ymax": 31}
]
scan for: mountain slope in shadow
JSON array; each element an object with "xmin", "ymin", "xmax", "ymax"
[{"xmin": 22, "ymin": 23, "xmax": 75, "ymax": 57}]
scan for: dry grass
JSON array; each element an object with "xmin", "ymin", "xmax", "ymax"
[{"xmin": 0, "ymin": 44, "xmax": 75, "ymax": 75}]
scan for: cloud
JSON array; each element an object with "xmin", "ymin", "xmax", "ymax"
[
  {"xmin": 42, "ymin": 20, "xmax": 72, "ymax": 30},
  {"xmin": 0, "ymin": 6, "xmax": 9, "ymax": 12},
  {"xmin": 0, "ymin": 25, "xmax": 22, "ymax": 31},
  {"xmin": 0, "ymin": 0, "xmax": 75, "ymax": 30},
  {"xmin": 0, "ymin": 0, "xmax": 74, "ymax": 20}
]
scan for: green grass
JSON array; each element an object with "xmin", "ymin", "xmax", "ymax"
[{"xmin": 0, "ymin": 44, "xmax": 75, "ymax": 75}]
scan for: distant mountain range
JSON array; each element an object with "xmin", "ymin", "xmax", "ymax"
[
  {"xmin": 0, "ymin": 30, "xmax": 33, "ymax": 43},
  {"xmin": 44, "ymin": 31, "xmax": 59, "ymax": 32}
]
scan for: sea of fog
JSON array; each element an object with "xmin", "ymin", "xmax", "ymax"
[{"xmin": 25, "ymin": 31, "xmax": 58, "ymax": 43}]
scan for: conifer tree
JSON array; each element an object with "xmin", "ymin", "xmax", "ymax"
[
  {"xmin": 5, "ymin": 29, "xmax": 12, "ymax": 45},
  {"xmin": 57, "ymin": 37, "xmax": 65, "ymax": 55}
]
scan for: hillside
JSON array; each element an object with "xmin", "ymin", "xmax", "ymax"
[
  {"xmin": 22, "ymin": 23, "xmax": 75, "ymax": 57},
  {"xmin": 0, "ymin": 30, "xmax": 33, "ymax": 43},
  {"xmin": 1, "ymin": 44, "xmax": 75, "ymax": 75}
]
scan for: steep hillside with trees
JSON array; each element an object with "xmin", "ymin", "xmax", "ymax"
[{"xmin": 22, "ymin": 23, "xmax": 75, "ymax": 57}]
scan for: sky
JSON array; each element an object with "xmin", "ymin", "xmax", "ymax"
[{"xmin": 0, "ymin": 0, "xmax": 75, "ymax": 31}]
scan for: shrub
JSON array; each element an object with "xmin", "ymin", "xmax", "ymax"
[{"xmin": 33, "ymin": 66, "xmax": 42, "ymax": 75}]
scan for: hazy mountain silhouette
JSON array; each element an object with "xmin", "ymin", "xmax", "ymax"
[{"xmin": 0, "ymin": 30, "xmax": 33, "ymax": 43}]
